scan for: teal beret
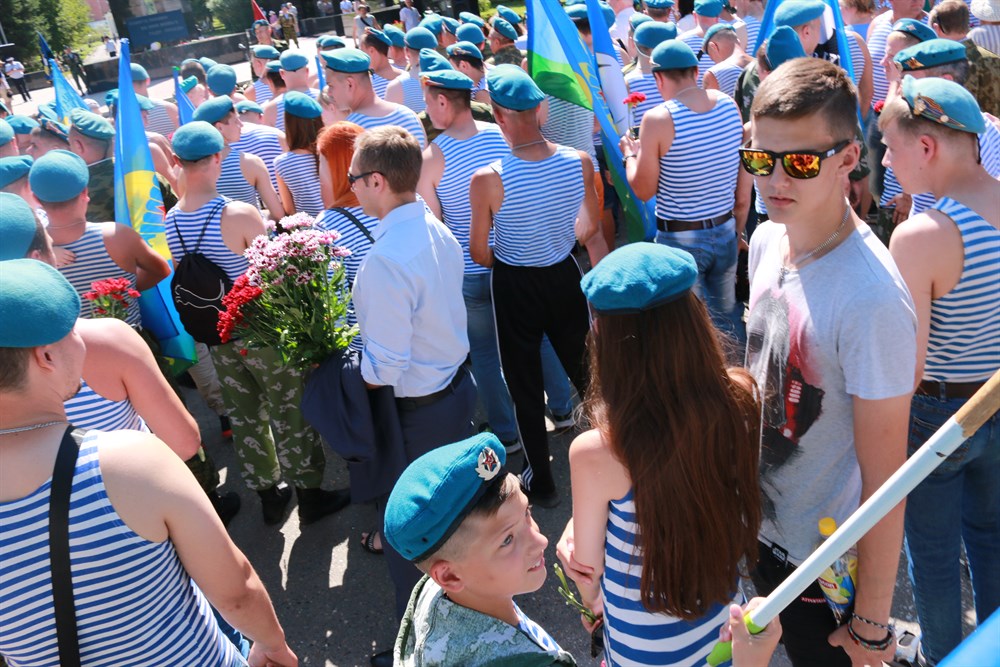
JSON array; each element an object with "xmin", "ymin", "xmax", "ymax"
[
  {"xmin": 180, "ymin": 75, "xmax": 198, "ymax": 93},
  {"xmin": 130, "ymin": 63, "xmax": 149, "ymax": 81},
  {"xmin": 492, "ymin": 17, "xmax": 518, "ymax": 41},
  {"xmin": 280, "ymin": 50, "xmax": 309, "ymax": 71},
  {"xmin": 766, "ymin": 25, "xmax": 807, "ymax": 70},
  {"xmin": 447, "ymin": 41, "xmax": 484, "ymax": 61},
  {"xmin": 236, "ymin": 100, "xmax": 264, "ymax": 115},
  {"xmin": 363, "ymin": 27, "xmax": 392, "ymax": 47},
  {"xmin": 383, "ymin": 24, "xmax": 407, "ymax": 47},
  {"xmin": 0, "ymin": 155, "xmax": 33, "ymax": 190},
  {"xmin": 29, "ymin": 150, "xmax": 88, "ymax": 203},
  {"xmin": 599, "ymin": 2, "xmax": 616, "ymax": 29},
  {"xmin": 0, "ymin": 260, "xmax": 80, "ymax": 348},
  {"xmin": 199, "ymin": 57, "xmax": 219, "ymax": 71},
  {"xmin": 646, "ymin": 0, "xmax": 675, "ymax": 7},
  {"xmin": 181, "ymin": 58, "xmax": 200, "ymax": 68},
  {"xmin": 69, "ymin": 108, "xmax": 114, "ymax": 141},
  {"xmin": 634, "ymin": 21, "xmax": 678, "ymax": 50},
  {"xmin": 5, "ymin": 115, "xmax": 38, "ymax": 135},
  {"xmin": 422, "ymin": 69, "xmax": 474, "ymax": 91},
  {"xmin": 456, "ymin": 23, "xmax": 485, "ymax": 44},
  {"xmin": 265, "ymin": 60, "xmax": 283, "ymax": 73},
  {"xmin": 420, "ymin": 48, "xmax": 453, "ymax": 73},
  {"xmin": 581, "ymin": 242, "xmax": 697, "ymax": 314},
  {"xmin": 405, "ymin": 26, "xmax": 438, "ymax": 50},
  {"xmin": 894, "ymin": 38, "xmax": 967, "ymax": 71},
  {"xmin": 206, "ymin": 64, "xmax": 238, "ymax": 95},
  {"xmin": 774, "ymin": 0, "xmax": 826, "ymax": 27},
  {"xmin": 694, "ymin": 0, "xmax": 724, "ymax": 17},
  {"xmin": 497, "ymin": 5, "xmax": 522, "ymax": 24},
  {"xmin": 39, "ymin": 118, "xmax": 70, "ymax": 142},
  {"xmin": 442, "ymin": 16, "xmax": 460, "ymax": 34},
  {"xmin": 630, "ymin": 13, "xmax": 654, "ymax": 30},
  {"xmin": 420, "ymin": 15, "xmax": 444, "ymax": 36},
  {"xmin": 703, "ymin": 22, "xmax": 736, "ymax": 49},
  {"xmin": 0, "ymin": 193, "xmax": 37, "ymax": 260},
  {"xmin": 384, "ymin": 433, "xmax": 508, "ymax": 562},
  {"xmin": 321, "ymin": 48, "xmax": 371, "ymax": 73},
  {"xmin": 283, "ymin": 90, "xmax": 323, "ymax": 119},
  {"xmin": 0, "ymin": 119, "xmax": 12, "ymax": 147},
  {"xmin": 172, "ymin": 121, "xmax": 225, "ymax": 161},
  {"xmin": 318, "ymin": 34, "xmax": 348, "ymax": 49},
  {"xmin": 104, "ymin": 89, "xmax": 119, "ymax": 107},
  {"xmin": 892, "ymin": 18, "xmax": 936, "ymax": 43},
  {"xmin": 651, "ymin": 39, "xmax": 699, "ymax": 71},
  {"xmin": 901, "ymin": 75, "xmax": 985, "ymax": 134},
  {"xmin": 459, "ymin": 11, "xmax": 486, "ymax": 28},
  {"xmin": 251, "ymin": 44, "xmax": 281, "ymax": 59},
  {"xmin": 192, "ymin": 95, "xmax": 235, "ymax": 124},
  {"xmin": 36, "ymin": 104, "xmax": 58, "ymax": 123},
  {"xmin": 487, "ymin": 63, "xmax": 544, "ymax": 110},
  {"xmin": 565, "ymin": 4, "xmax": 588, "ymax": 21},
  {"xmin": 135, "ymin": 94, "xmax": 155, "ymax": 111},
  {"xmin": 252, "ymin": 18, "xmax": 269, "ymax": 29}
]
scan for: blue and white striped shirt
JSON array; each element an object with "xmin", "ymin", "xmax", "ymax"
[
  {"xmin": 372, "ymin": 71, "xmax": 397, "ymax": 99},
  {"xmin": 541, "ymin": 96, "xmax": 598, "ymax": 172},
  {"xmin": 56, "ymin": 222, "xmax": 141, "ymax": 327},
  {"xmin": 398, "ymin": 75, "xmax": 426, "ymax": 114},
  {"xmin": 346, "ymin": 106, "xmax": 428, "ymax": 148},
  {"xmin": 737, "ymin": 14, "xmax": 762, "ymax": 53},
  {"xmin": 433, "ymin": 123, "xmax": 510, "ymax": 275},
  {"xmin": 233, "ymin": 123, "xmax": 284, "ymax": 192},
  {"xmin": 868, "ymin": 13, "xmax": 928, "ymax": 108},
  {"xmin": 218, "ymin": 146, "xmax": 260, "ymax": 209},
  {"xmin": 64, "ymin": 379, "xmax": 147, "ymax": 432},
  {"xmin": 252, "ymin": 77, "xmax": 273, "ymax": 105},
  {"xmin": 705, "ymin": 60, "xmax": 744, "ymax": 98},
  {"xmin": 679, "ymin": 29, "xmax": 715, "ymax": 87},
  {"xmin": 274, "ymin": 151, "xmax": 325, "ymax": 216},
  {"xmin": 146, "ymin": 100, "xmax": 178, "ymax": 137},
  {"xmin": 165, "ymin": 196, "xmax": 252, "ymax": 282},
  {"xmin": 624, "ymin": 70, "xmax": 664, "ymax": 127}
]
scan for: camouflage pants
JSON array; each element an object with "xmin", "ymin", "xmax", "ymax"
[{"xmin": 213, "ymin": 340, "xmax": 326, "ymax": 491}]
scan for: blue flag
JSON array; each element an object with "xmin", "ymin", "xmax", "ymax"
[
  {"xmin": 49, "ymin": 58, "xmax": 89, "ymax": 122},
  {"xmin": 173, "ymin": 67, "xmax": 195, "ymax": 125},
  {"xmin": 316, "ymin": 55, "xmax": 327, "ymax": 89},
  {"xmin": 38, "ymin": 32, "xmax": 54, "ymax": 79},
  {"xmin": 753, "ymin": 0, "xmax": 855, "ymax": 83}
]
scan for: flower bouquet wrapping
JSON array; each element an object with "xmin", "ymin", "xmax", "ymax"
[{"xmin": 83, "ymin": 277, "xmax": 141, "ymax": 321}]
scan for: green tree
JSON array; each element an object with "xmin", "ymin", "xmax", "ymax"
[
  {"xmin": 38, "ymin": 0, "xmax": 93, "ymax": 52},
  {"xmin": 207, "ymin": 0, "xmax": 252, "ymax": 33},
  {"xmin": 0, "ymin": 0, "xmax": 43, "ymax": 66}
]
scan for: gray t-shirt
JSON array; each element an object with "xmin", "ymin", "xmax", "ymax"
[{"xmin": 746, "ymin": 221, "xmax": 916, "ymax": 564}]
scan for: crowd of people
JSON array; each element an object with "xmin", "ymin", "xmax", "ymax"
[{"xmin": 0, "ymin": 0, "xmax": 997, "ymax": 666}]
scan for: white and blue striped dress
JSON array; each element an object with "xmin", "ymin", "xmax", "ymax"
[
  {"xmin": 656, "ymin": 97, "xmax": 743, "ymax": 221},
  {"xmin": 433, "ymin": 123, "xmax": 510, "ymax": 276},
  {"xmin": 541, "ymin": 96, "xmax": 598, "ymax": 172},
  {"xmin": 233, "ymin": 123, "xmax": 284, "ymax": 192},
  {"xmin": 679, "ymin": 30, "xmax": 715, "ymax": 87},
  {"xmin": 0, "ymin": 432, "xmax": 246, "ymax": 667},
  {"xmin": 924, "ymin": 197, "xmax": 1000, "ymax": 382},
  {"xmin": 217, "ymin": 147, "xmax": 260, "ymax": 209},
  {"xmin": 624, "ymin": 70, "xmax": 664, "ymax": 127},
  {"xmin": 273, "ymin": 151, "xmax": 325, "ymax": 216},
  {"xmin": 274, "ymin": 88, "xmax": 321, "ymax": 131},
  {"xmin": 64, "ymin": 379, "xmax": 147, "ymax": 432},
  {"xmin": 491, "ymin": 144, "xmax": 584, "ymax": 267},
  {"xmin": 705, "ymin": 60, "xmax": 744, "ymax": 98},
  {"xmin": 602, "ymin": 490, "xmax": 738, "ymax": 667},
  {"xmin": 56, "ymin": 222, "xmax": 142, "ymax": 327},
  {"xmin": 252, "ymin": 77, "xmax": 273, "ymax": 105},
  {"xmin": 165, "ymin": 196, "xmax": 251, "ymax": 283},
  {"xmin": 346, "ymin": 106, "xmax": 428, "ymax": 148}
]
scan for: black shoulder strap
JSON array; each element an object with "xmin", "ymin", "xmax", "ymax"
[
  {"xmin": 332, "ymin": 207, "xmax": 375, "ymax": 244},
  {"xmin": 49, "ymin": 426, "xmax": 82, "ymax": 667},
  {"xmin": 172, "ymin": 197, "xmax": 229, "ymax": 255}
]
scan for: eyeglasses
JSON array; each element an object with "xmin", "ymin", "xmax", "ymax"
[
  {"xmin": 347, "ymin": 170, "xmax": 378, "ymax": 186},
  {"xmin": 738, "ymin": 140, "xmax": 852, "ymax": 179}
]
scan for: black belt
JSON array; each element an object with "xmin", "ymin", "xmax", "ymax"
[
  {"xmin": 916, "ymin": 379, "xmax": 985, "ymax": 401},
  {"xmin": 395, "ymin": 365, "xmax": 468, "ymax": 412},
  {"xmin": 656, "ymin": 212, "xmax": 733, "ymax": 233}
]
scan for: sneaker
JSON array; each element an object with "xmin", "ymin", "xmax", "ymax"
[
  {"xmin": 219, "ymin": 415, "xmax": 233, "ymax": 439},
  {"xmin": 550, "ymin": 411, "xmax": 575, "ymax": 433}
]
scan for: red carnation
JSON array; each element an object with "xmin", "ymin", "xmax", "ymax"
[{"xmin": 874, "ymin": 100, "xmax": 885, "ymax": 114}]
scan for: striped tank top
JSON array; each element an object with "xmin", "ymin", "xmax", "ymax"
[
  {"xmin": 624, "ymin": 71, "xmax": 664, "ymax": 127},
  {"xmin": 57, "ymin": 222, "xmax": 141, "ymax": 327},
  {"xmin": 602, "ymin": 490, "xmax": 737, "ymax": 667},
  {"xmin": 541, "ymin": 96, "xmax": 598, "ymax": 172},
  {"xmin": 705, "ymin": 60, "xmax": 744, "ymax": 98},
  {"xmin": 399, "ymin": 75, "xmax": 426, "ymax": 114},
  {"xmin": 433, "ymin": 123, "xmax": 510, "ymax": 275},
  {"xmin": 491, "ymin": 144, "xmax": 584, "ymax": 267},
  {"xmin": 656, "ymin": 96, "xmax": 743, "ymax": 221},
  {"xmin": 217, "ymin": 146, "xmax": 260, "ymax": 208},
  {"xmin": 679, "ymin": 30, "xmax": 714, "ymax": 87},
  {"xmin": 845, "ymin": 31, "xmax": 864, "ymax": 87},
  {"xmin": 923, "ymin": 197, "xmax": 1000, "ymax": 382},
  {"xmin": 64, "ymin": 379, "xmax": 147, "ymax": 432},
  {"xmin": 274, "ymin": 88, "xmax": 321, "ymax": 132},
  {"xmin": 273, "ymin": 151, "xmax": 325, "ymax": 216},
  {"xmin": 252, "ymin": 77, "xmax": 273, "ymax": 105},
  {"xmin": 869, "ymin": 14, "xmax": 928, "ymax": 108},
  {"xmin": 346, "ymin": 106, "xmax": 428, "ymax": 148},
  {"xmin": 233, "ymin": 123, "xmax": 284, "ymax": 192},
  {"xmin": 0, "ymin": 432, "xmax": 246, "ymax": 667},
  {"xmin": 165, "ymin": 196, "xmax": 251, "ymax": 282},
  {"xmin": 739, "ymin": 15, "xmax": 762, "ymax": 52},
  {"xmin": 372, "ymin": 71, "xmax": 396, "ymax": 99},
  {"xmin": 146, "ymin": 101, "xmax": 178, "ymax": 137}
]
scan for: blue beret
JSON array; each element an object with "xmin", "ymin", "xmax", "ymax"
[
  {"xmin": 5, "ymin": 115, "xmax": 38, "ymax": 135},
  {"xmin": 441, "ymin": 16, "xmax": 460, "ymax": 34},
  {"xmin": 36, "ymin": 104, "xmax": 58, "ymax": 123},
  {"xmin": 456, "ymin": 23, "xmax": 485, "ymax": 44},
  {"xmin": 892, "ymin": 18, "xmax": 936, "ymax": 43},
  {"xmin": 265, "ymin": 60, "xmax": 283, "ymax": 73},
  {"xmin": 252, "ymin": 19, "xmax": 269, "ymax": 28},
  {"xmin": 180, "ymin": 58, "xmax": 200, "ymax": 68},
  {"xmin": 68, "ymin": 108, "xmax": 114, "ymax": 141},
  {"xmin": 0, "ymin": 155, "xmax": 33, "ymax": 190},
  {"xmin": 0, "ymin": 192, "xmax": 37, "ymax": 259},
  {"xmin": 694, "ymin": 0, "xmax": 724, "ymax": 17},
  {"xmin": 420, "ymin": 14, "xmax": 444, "ymax": 36},
  {"xmin": 0, "ymin": 119, "xmax": 12, "ymax": 147},
  {"xmin": 236, "ymin": 100, "xmax": 264, "ymax": 115},
  {"xmin": 774, "ymin": 0, "xmax": 826, "ymax": 27},
  {"xmin": 634, "ymin": 21, "xmax": 678, "ymax": 50},
  {"xmin": 39, "ymin": 118, "xmax": 70, "ymax": 142},
  {"xmin": 492, "ymin": 17, "xmax": 518, "ymax": 41},
  {"xmin": 447, "ymin": 41, "xmax": 484, "ymax": 61},
  {"xmin": 487, "ymin": 63, "xmax": 544, "ymax": 110},
  {"xmin": 566, "ymin": 4, "xmax": 588, "ymax": 21},
  {"xmin": 405, "ymin": 26, "xmax": 438, "ymax": 50},
  {"xmin": 901, "ymin": 75, "xmax": 985, "ymax": 134},
  {"xmin": 199, "ymin": 57, "xmax": 219, "ymax": 71},
  {"xmin": 363, "ymin": 27, "xmax": 392, "ymax": 47},
  {"xmin": 0, "ymin": 260, "xmax": 80, "ymax": 348},
  {"xmin": 497, "ymin": 5, "xmax": 522, "ymax": 24},
  {"xmin": 251, "ymin": 44, "xmax": 281, "ymax": 59},
  {"xmin": 172, "ymin": 121, "xmax": 225, "ymax": 161},
  {"xmin": 766, "ymin": 25, "xmax": 807, "ymax": 70},
  {"xmin": 703, "ymin": 22, "xmax": 737, "ymax": 49},
  {"xmin": 280, "ymin": 50, "xmax": 309, "ymax": 71},
  {"xmin": 651, "ymin": 39, "xmax": 699, "ymax": 71},
  {"xmin": 130, "ymin": 63, "xmax": 149, "ymax": 81},
  {"xmin": 646, "ymin": 0, "xmax": 675, "ymax": 7},
  {"xmin": 384, "ymin": 433, "xmax": 508, "ymax": 562},
  {"xmin": 283, "ymin": 90, "xmax": 323, "ymax": 119},
  {"xmin": 630, "ymin": 12, "xmax": 654, "ymax": 30},
  {"xmin": 134, "ymin": 94, "xmax": 155, "ymax": 111},
  {"xmin": 383, "ymin": 24, "xmax": 407, "ymax": 47},
  {"xmin": 422, "ymin": 69, "xmax": 474, "ymax": 91},
  {"xmin": 180, "ymin": 75, "xmax": 198, "ymax": 93},
  {"xmin": 599, "ymin": 2, "xmax": 616, "ymax": 29},
  {"xmin": 459, "ymin": 11, "xmax": 486, "ymax": 28},
  {"xmin": 192, "ymin": 95, "xmax": 235, "ymax": 124},
  {"xmin": 104, "ymin": 89, "xmax": 119, "ymax": 107},
  {"xmin": 581, "ymin": 242, "xmax": 697, "ymax": 314},
  {"xmin": 29, "ymin": 150, "xmax": 88, "ymax": 203},
  {"xmin": 321, "ymin": 48, "xmax": 371, "ymax": 73},
  {"xmin": 206, "ymin": 64, "xmax": 238, "ymax": 95},
  {"xmin": 894, "ymin": 38, "xmax": 967, "ymax": 71},
  {"xmin": 318, "ymin": 34, "xmax": 348, "ymax": 49},
  {"xmin": 420, "ymin": 47, "xmax": 454, "ymax": 73}
]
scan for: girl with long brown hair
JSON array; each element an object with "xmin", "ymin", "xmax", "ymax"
[{"xmin": 557, "ymin": 242, "xmax": 762, "ymax": 667}]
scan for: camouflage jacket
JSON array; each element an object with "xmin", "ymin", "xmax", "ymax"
[
  {"xmin": 488, "ymin": 45, "xmax": 526, "ymax": 68},
  {"xmin": 395, "ymin": 576, "xmax": 577, "ymax": 667},
  {"xmin": 964, "ymin": 39, "xmax": 1000, "ymax": 118},
  {"xmin": 86, "ymin": 158, "xmax": 177, "ymax": 224}
]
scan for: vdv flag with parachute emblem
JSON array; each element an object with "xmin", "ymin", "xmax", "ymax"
[{"xmin": 115, "ymin": 40, "xmax": 198, "ymax": 370}]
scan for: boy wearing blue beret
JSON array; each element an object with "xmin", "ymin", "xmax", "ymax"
[
  {"xmin": 385, "ymin": 433, "xmax": 576, "ymax": 666},
  {"xmin": 262, "ymin": 51, "xmax": 321, "ymax": 132}
]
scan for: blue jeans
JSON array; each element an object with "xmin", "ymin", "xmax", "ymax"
[
  {"xmin": 903, "ymin": 392, "xmax": 1000, "ymax": 665},
  {"xmin": 655, "ymin": 218, "xmax": 746, "ymax": 344}
]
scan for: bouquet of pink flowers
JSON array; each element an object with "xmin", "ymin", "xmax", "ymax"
[
  {"xmin": 217, "ymin": 213, "xmax": 357, "ymax": 369},
  {"xmin": 83, "ymin": 277, "xmax": 141, "ymax": 321}
]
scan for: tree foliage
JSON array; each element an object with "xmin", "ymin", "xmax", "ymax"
[
  {"xmin": 0, "ymin": 0, "xmax": 92, "ymax": 67},
  {"xmin": 207, "ymin": 0, "xmax": 252, "ymax": 33}
]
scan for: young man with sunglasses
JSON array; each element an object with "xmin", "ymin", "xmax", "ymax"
[{"xmin": 743, "ymin": 58, "xmax": 917, "ymax": 667}]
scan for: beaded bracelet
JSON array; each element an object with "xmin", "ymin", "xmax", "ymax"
[
  {"xmin": 852, "ymin": 612, "xmax": 892, "ymax": 632},
  {"xmin": 847, "ymin": 619, "xmax": 894, "ymax": 652}
]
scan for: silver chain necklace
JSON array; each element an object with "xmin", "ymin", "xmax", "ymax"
[
  {"xmin": 512, "ymin": 138, "xmax": 548, "ymax": 151},
  {"xmin": 0, "ymin": 420, "xmax": 66, "ymax": 436},
  {"xmin": 779, "ymin": 204, "xmax": 851, "ymax": 287}
]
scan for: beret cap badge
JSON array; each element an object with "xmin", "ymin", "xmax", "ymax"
[{"xmin": 476, "ymin": 447, "xmax": 501, "ymax": 481}]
